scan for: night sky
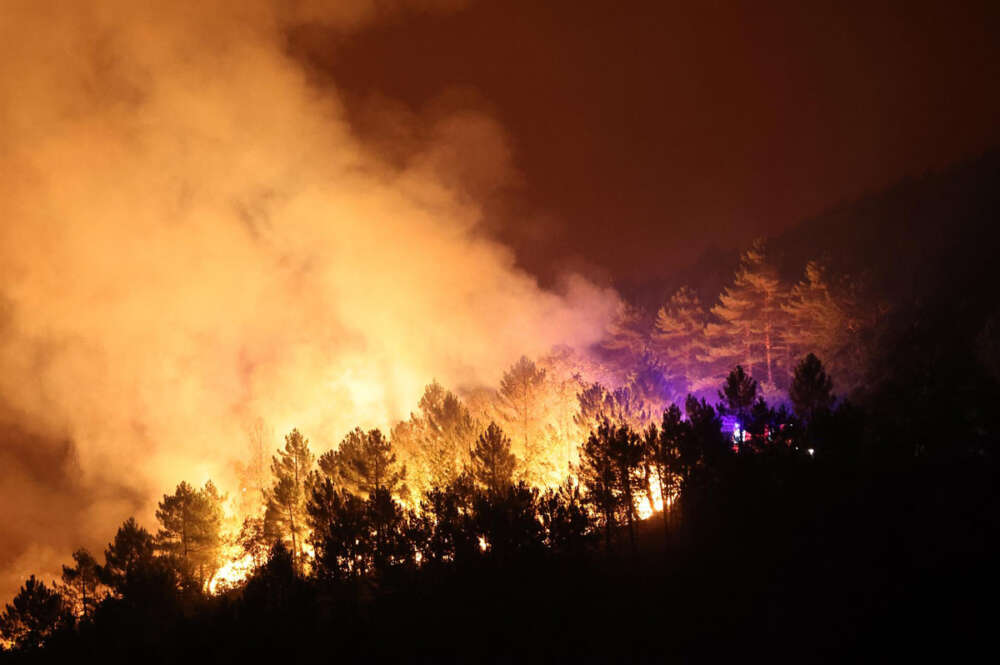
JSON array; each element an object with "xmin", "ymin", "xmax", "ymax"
[{"xmin": 294, "ymin": 0, "xmax": 1000, "ymax": 285}]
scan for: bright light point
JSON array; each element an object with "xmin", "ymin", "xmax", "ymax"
[{"xmin": 209, "ymin": 553, "xmax": 255, "ymax": 595}]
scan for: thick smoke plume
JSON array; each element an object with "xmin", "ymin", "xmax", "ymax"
[{"xmin": 0, "ymin": 0, "xmax": 617, "ymax": 600}]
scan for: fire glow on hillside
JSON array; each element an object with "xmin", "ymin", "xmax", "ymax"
[{"xmin": 0, "ymin": 0, "xmax": 879, "ymax": 604}]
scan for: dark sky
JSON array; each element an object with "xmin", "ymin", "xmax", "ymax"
[{"xmin": 292, "ymin": 0, "xmax": 1000, "ymax": 287}]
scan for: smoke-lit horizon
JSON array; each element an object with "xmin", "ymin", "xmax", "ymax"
[{"xmin": 0, "ymin": 0, "xmax": 620, "ymax": 601}]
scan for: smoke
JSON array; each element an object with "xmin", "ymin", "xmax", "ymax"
[{"xmin": 0, "ymin": 0, "xmax": 617, "ymax": 599}]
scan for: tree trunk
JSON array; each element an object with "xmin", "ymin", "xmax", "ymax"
[
  {"xmin": 765, "ymin": 291, "xmax": 774, "ymax": 385},
  {"xmin": 626, "ymin": 501, "xmax": 636, "ymax": 557},
  {"xmin": 659, "ymin": 467, "xmax": 670, "ymax": 544},
  {"xmin": 743, "ymin": 324, "xmax": 752, "ymax": 374},
  {"xmin": 622, "ymin": 466, "xmax": 637, "ymax": 557},
  {"xmin": 765, "ymin": 328, "xmax": 773, "ymax": 385},
  {"xmin": 288, "ymin": 507, "xmax": 298, "ymax": 575}
]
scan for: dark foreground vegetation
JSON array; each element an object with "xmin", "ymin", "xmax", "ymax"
[{"xmin": 2, "ymin": 343, "xmax": 997, "ymax": 663}]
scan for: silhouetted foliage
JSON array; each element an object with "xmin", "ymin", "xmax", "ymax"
[
  {"xmin": 642, "ymin": 404, "xmax": 684, "ymax": 538},
  {"xmin": 718, "ymin": 364, "xmax": 758, "ymax": 424},
  {"xmin": 415, "ymin": 473, "xmax": 479, "ymax": 567},
  {"xmin": 308, "ymin": 478, "xmax": 370, "ymax": 580},
  {"xmin": 472, "ymin": 482, "xmax": 543, "ymax": 562},
  {"xmin": 790, "ymin": 353, "xmax": 835, "ymax": 422},
  {"xmin": 576, "ymin": 420, "xmax": 618, "ymax": 553},
  {"xmin": 100, "ymin": 518, "xmax": 158, "ymax": 595},
  {"xmin": 538, "ymin": 479, "xmax": 593, "ymax": 556},
  {"xmin": 0, "ymin": 576, "xmax": 65, "ymax": 651},
  {"xmin": 683, "ymin": 394, "xmax": 728, "ymax": 467},
  {"xmin": 58, "ymin": 549, "xmax": 103, "ymax": 619}
]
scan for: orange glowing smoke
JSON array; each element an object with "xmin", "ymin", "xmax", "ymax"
[{"xmin": 0, "ymin": 0, "xmax": 618, "ymax": 601}]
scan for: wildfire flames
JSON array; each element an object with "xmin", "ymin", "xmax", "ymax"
[
  {"xmin": 0, "ymin": 0, "xmax": 872, "ymax": 603},
  {"xmin": 0, "ymin": 0, "xmax": 616, "ymax": 601}
]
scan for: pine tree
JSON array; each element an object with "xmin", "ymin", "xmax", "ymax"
[
  {"xmin": 307, "ymin": 478, "xmax": 369, "ymax": 580},
  {"xmin": 467, "ymin": 422, "xmax": 517, "ymax": 494},
  {"xmin": 539, "ymin": 479, "xmax": 592, "ymax": 556},
  {"xmin": 703, "ymin": 239, "xmax": 788, "ymax": 388},
  {"xmin": 236, "ymin": 516, "xmax": 269, "ymax": 569},
  {"xmin": 789, "ymin": 353, "xmax": 834, "ymax": 422},
  {"xmin": 718, "ymin": 365, "xmax": 758, "ymax": 424},
  {"xmin": 472, "ymin": 481, "xmax": 543, "ymax": 561},
  {"xmin": 574, "ymin": 382, "xmax": 610, "ymax": 436},
  {"xmin": 416, "ymin": 474, "xmax": 478, "ymax": 565},
  {"xmin": 643, "ymin": 404, "xmax": 687, "ymax": 539},
  {"xmin": 684, "ymin": 395, "xmax": 729, "ymax": 467},
  {"xmin": 403, "ymin": 382, "xmax": 481, "ymax": 491},
  {"xmin": 601, "ymin": 301, "xmax": 652, "ymax": 375},
  {"xmin": 100, "ymin": 517, "xmax": 157, "ymax": 595},
  {"xmin": 653, "ymin": 286, "xmax": 708, "ymax": 396},
  {"xmin": 0, "ymin": 576, "xmax": 65, "ymax": 651},
  {"xmin": 784, "ymin": 261, "xmax": 877, "ymax": 390},
  {"xmin": 58, "ymin": 549, "xmax": 103, "ymax": 619},
  {"xmin": 784, "ymin": 262, "xmax": 838, "ymax": 353},
  {"xmin": 574, "ymin": 382, "xmax": 656, "ymax": 436},
  {"xmin": 577, "ymin": 419, "xmax": 622, "ymax": 553},
  {"xmin": 264, "ymin": 428, "xmax": 314, "ymax": 574},
  {"xmin": 606, "ymin": 421, "xmax": 644, "ymax": 555},
  {"xmin": 366, "ymin": 488, "xmax": 412, "ymax": 574},
  {"xmin": 154, "ymin": 480, "xmax": 224, "ymax": 590},
  {"xmin": 326, "ymin": 427, "xmax": 407, "ymax": 498},
  {"xmin": 98, "ymin": 517, "xmax": 179, "ymax": 604},
  {"xmin": 497, "ymin": 356, "xmax": 549, "ymax": 480},
  {"xmin": 537, "ymin": 347, "xmax": 590, "ymax": 472},
  {"xmin": 627, "ymin": 356, "xmax": 674, "ymax": 416}
]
